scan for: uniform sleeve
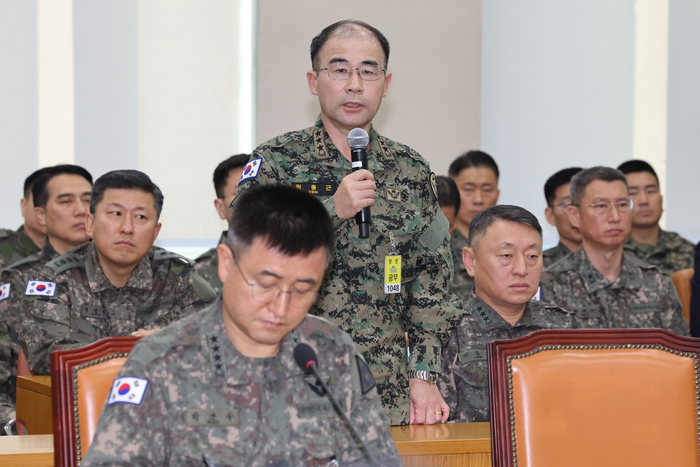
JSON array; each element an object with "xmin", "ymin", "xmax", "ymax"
[
  {"xmin": 404, "ymin": 209, "xmax": 461, "ymax": 374},
  {"xmin": 661, "ymin": 274, "xmax": 690, "ymax": 336},
  {"xmin": 438, "ymin": 328, "xmax": 460, "ymax": 418},
  {"xmin": 81, "ymin": 349, "xmax": 169, "ymax": 467},
  {"xmin": 0, "ymin": 321, "xmax": 15, "ymax": 425}
]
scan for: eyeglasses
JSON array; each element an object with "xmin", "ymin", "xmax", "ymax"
[
  {"xmin": 557, "ymin": 202, "xmax": 572, "ymax": 210},
  {"xmin": 230, "ymin": 249, "xmax": 319, "ymax": 310},
  {"xmin": 572, "ymin": 199, "xmax": 635, "ymax": 215},
  {"xmin": 316, "ymin": 63, "xmax": 386, "ymax": 81}
]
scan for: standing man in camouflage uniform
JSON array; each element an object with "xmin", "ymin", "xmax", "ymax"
[
  {"xmin": 236, "ymin": 20, "xmax": 459, "ymax": 425},
  {"xmin": 543, "ymin": 167, "xmax": 583, "ymax": 267},
  {"xmin": 617, "ymin": 160, "xmax": 694, "ymax": 275},
  {"xmin": 0, "ymin": 165, "xmax": 93, "ymax": 426},
  {"xmin": 194, "ymin": 153, "xmax": 250, "ymax": 294},
  {"xmin": 82, "ymin": 185, "xmax": 401, "ymax": 467},
  {"xmin": 0, "ymin": 167, "xmax": 54, "ymax": 269},
  {"xmin": 439, "ymin": 205, "xmax": 580, "ymax": 422},
  {"xmin": 447, "ymin": 151, "xmax": 500, "ymax": 300},
  {"xmin": 541, "ymin": 167, "xmax": 688, "ymax": 335},
  {"xmin": 18, "ymin": 170, "xmax": 217, "ymax": 375}
]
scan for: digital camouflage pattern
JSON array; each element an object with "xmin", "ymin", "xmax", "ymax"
[
  {"xmin": 543, "ymin": 241, "xmax": 574, "ymax": 269},
  {"xmin": 194, "ymin": 231, "xmax": 227, "ymax": 294},
  {"xmin": 623, "ymin": 229, "xmax": 694, "ymax": 275},
  {"xmin": 236, "ymin": 118, "xmax": 461, "ymax": 425},
  {"xmin": 18, "ymin": 242, "xmax": 217, "ymax": 375},
  {"xmin": 0, "ymin": 239, "xmax": 62, "ymax": 420},
  {"xmin": 0, "ymin": 226, "xmax": 40, "ymax": 270},
  {"xmin": 541, "ymin": 247, "xmax": 689, "ymax": 336},
  {"xmin": 81, "ymin": 300, "xmax": 402, "ymax": 467},
  {"xmin": 449, "ymin": 229, "xmax": 474, "ymax": 301},
  {"xmin": 439, "ymin": 294, "xmax": 580, "ymax": 423}
]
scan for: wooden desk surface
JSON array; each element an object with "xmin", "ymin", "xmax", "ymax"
[
  {"xmin": 0, "ymin": 434, "xmax": 53, "ymax": 467},
  {"xmin": 391, "ymin": 422, "xmax": 491, "ymax": 456},
  {"xmin": 17, "ymin": 376, "xmax": 52, "ymax": 396}
]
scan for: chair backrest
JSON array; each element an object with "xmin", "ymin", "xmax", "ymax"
[
  {"xmin": 51, "ymin": 336, "xmax": 139, "ymax": 467},
  {"xmin": 488, "ymin": 328, "xmax": 700, "ymax": 467},
  {"xmin": 672, "ymin": 268, "xmax": 695, "ymax": 324}
]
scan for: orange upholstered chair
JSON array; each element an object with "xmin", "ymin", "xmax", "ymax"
[
  {"xmin": 51, "ymin": 336, "xmax": 140, "ymax": 467},
  {"xmin": 488, "ymin": 328, "xmax": 700, "ymax": 467},
  {"xmin": 672, "ymin": 268, "xmax": 694, "ymax": 324}
]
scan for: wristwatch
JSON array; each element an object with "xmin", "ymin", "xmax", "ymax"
[{"xmin": 407, "ymin": 370, "xmax": 438, "ymax": 385}]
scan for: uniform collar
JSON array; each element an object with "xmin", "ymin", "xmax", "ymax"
[
  {"xmin": 85, "ymin": 242, "xmax": 154, "ymax": 293},
  {"xmin": 576, "ymin": 247, "xmax": 644, "ymax": 293},
  {"xmin": 311, "ymin": 116, "xmax": 394, "ymax": 174},
  {"xmin": 40, "ymin": 238, "xmax": 60, "ymax": 262},
  {"xmin": 468, "ymin": 294, "xmax": 537, "ymax": 331}
]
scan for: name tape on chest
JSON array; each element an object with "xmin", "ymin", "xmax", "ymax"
[
  {"xmin": 384, "ymin": 256, "xmax": 401, "ymax": 294},
  {"xmin": 25, "ymin": 280, "xmax": 56, "ymax": 297},
  {"xmin": 630, "ymin": 302, "xmax": 662, "ymax": 314},
  {"xmin": 291, "ymin": 182, "xmax": 338, "ymax": 196},
  {"xmin": 184, "ymin": 409, "xmax": 239, "ymax": 427},
  {"xmin": 0, "ymin": 283, "xmax": 10, "ymax": 302},
  {"xmin": 108, "ymin": 377, "xmax": 149, "ymax": 406},
  {"xmin": 238, "ymin": 158, "xmax": 263, "ymax": 185}
]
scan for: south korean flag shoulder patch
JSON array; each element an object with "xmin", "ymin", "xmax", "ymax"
[
  {"xmin": 238, "ymin": 157, "xmax": 263, "ymax": 185},
  {"xmin": 0, "ymin": 283, "xmax": 10, "ymax": 302},
  {"xmin": 25, "ymin": 280, "xmax": 56, "ymax": 297},
  {"xmin": 108, "ymin": 377, "xmax": 149, "ymax": 406}
]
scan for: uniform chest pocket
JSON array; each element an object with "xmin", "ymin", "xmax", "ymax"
[
  {"xmin": 30, "ymin": 302, "xmax": 71, "ymax": 328},
  {"xmin": 454, "ymin": 352, "xmax": 488, "ymax": 389}
]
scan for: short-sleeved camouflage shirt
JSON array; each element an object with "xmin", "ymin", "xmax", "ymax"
[
  {"xmin": 0, "ymin": 226, "xmax": 40, "ymax": 270},
  {"xmin": 236, "ymin": 118, "xmax": 461, "ymax": 425},
  {"xmin": 82, "ymin": 301, "xmax": 402, "ymax": 467},
  {"xmin": 439, "ymin": 294, "xmax": 580, "ymax": 422},
  {"xmin": 18, "ymin": 242, "xmax": 217, "ymax": 375},
  {"xmin": 194, "ymin": 231, "xmax": 227, "ymax": 294},
  {"xmin": 449, "ymin": 229, "xmax": 474, "ymax": 300},
  {"xmin": 623, "ymin": 229, "xmax": 694, "ymax": 275},
  {"xmin": 541, "ymin": 247, "xmax": 688, "ymax": 336},
  {"xmin": 542, "ymin": 241, "xmax": 574, "ymax": 268}
]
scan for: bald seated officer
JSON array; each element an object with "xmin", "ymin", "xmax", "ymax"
[
  {"xmin": 439, "ymin": 205, "xmax": 580, "ymax": 422},
  {"xmin": 82, "ymin": 185, "xmax": 402, "ymax": 467},
  {"xmin": 18, "ymin": 170, "xmax": 217, "ymax": 375}
]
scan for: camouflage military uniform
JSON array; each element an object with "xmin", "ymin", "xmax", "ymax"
[
  {"xmin": 18, "ymin": 242, "xmax": 217, "ymax": 375},
  {"xmin": 449, "ymin": 229, "xmax": 474, "ymax": 300},
  {"xmin": 237, "ymin": 118, "xmax": 460, "ymax": 425},
  {"xmin": 0, "ymin": 226, "xmax": 40, "ymax": 270},
  {"xmin": 81, "ymin": 300, "xmax": 402, "ymax": 467},
  {"xmin": 0, "ymin": 239, "xmax": 62, "ymax": 420},
  {"xmin": 438, "ymin": 294, "xmax": 580, "ymax": 423},
  {"xmin": 194, "ymin": 231, "xmax": 227, "ymax": 294},
  {"xmin": 541, "ymin": 247, "xmax": 688, "ymax": 336},
  {"xmin": 542, "ymin": 241, "xmax": 574, "ymax": 268},
  {"xmin": 623, "ymin": 229, "xmax": 695, "ymax": 275}
]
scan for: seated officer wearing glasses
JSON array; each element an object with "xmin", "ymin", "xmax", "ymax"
[
  {"xmin": 82, "ymin": 185, "xmax": 401, "ymax": 467},
  {"xmin": 236, "ymin": 20, "xmax": 459, "ymax": 426},
  {"xmin": 542, "ymin": 167, "xmax": 583, "ymax": 268},
  {"xmin": 541, "ymin": 167, "xmax": 688, "ymax": 335}
]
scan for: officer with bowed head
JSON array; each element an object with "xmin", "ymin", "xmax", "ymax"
[{"xmin": 82, "ymin": 184, "xmax": 402, "ymax": 467}]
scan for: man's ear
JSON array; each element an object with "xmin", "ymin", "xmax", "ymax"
[
  {"xmin": 307, "ymin": 71, "xmax": 319, "ymax": 96},
  {"xmin": 566, "ymin": 205, "xmax": 581, "ymax": 229},
  {"xmin": 462, "ymin": 246, "xmax": 476, "ymax": 278},
  {"xmin": 217, "ymin": 243, "xmax": 234, "ymax": 284},
  {"xmin": 544, "ymin": 206, "xmax": 556, "ymax": 226},
  {"xmin": 85, "ymin": 213, "xmax": 95, "ymax": 237},
  {"xmin": 35, "ymin": 207, "xmax": 47, "ymax": 228},
  {"xmin": 214, "ymin": 199, "xmax": 228, "ymax": 221}
]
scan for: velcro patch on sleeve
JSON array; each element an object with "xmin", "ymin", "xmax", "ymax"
[
  {"xmin": 0, "ymin": 283, "xmax": 10, "ymax": 301},
  {"xmin": 24, "ymin": 280, "xmax": 56, "ymax": 297},
  {"xmin": 238, "ymin": 158, "xmax": 263, "ymax": 185},
  {"xmin": 108, "ymin": 377, "xmax": 149, "ymax": 405},
  {"xmin": 356, "ymin": 355, "xmax": 376, "ymax": 395}
]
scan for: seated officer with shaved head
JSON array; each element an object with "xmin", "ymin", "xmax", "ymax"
[
  {"xmin": 82, "ymin": 185, "xmax": 401, "ymax": 467},
  {"xmin": 439, "ymin": 205, "xmax": 580, "ymax": 422},
  {"xmin": 18, "ymin": 170, "xmax": 216, "ymax": 375},
  {"xmin": 541, "ymin": 166, "xmax": 688, "ymax": 335}
]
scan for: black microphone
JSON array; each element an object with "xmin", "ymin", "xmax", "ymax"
[
  {"xmin": 293, "ymin": 343, "xmax": 376, "ymax": 466},
  {"xmin": 348, "ymin": 128, "xmax": 371, "ymax": 239}
]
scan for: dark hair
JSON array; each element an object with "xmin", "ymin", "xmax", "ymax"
[
  {"xmin": 32, "ymin": 165, "xmax": 93, "ymax": 209},
  {"xmin": 227, "ymin": 185, "xmax": 334, "ymax": 264},
  {"xmin": 467, "ymin": 205, "xmax": 542, "ymax": 251},
  {"xmin": 435, "ymin": 176, "xmax": 460, "ymax": 213},
  {"xmin": 213, "ymin": 154, "xmax": 250, "ymax": 198},
  {"xmin": 448, "ymin": 150, "xmax": 500, "ymax": 180},
  {"xmin": 310, "ymin": 20, "xmax": 390, "ymax": 70},
  {"xmin": 617, "ymin": 159, "xmax": 659, "ymax": 185},
  {"xmin": 570, "ymin": 166, "xmax": 628, "ymax": 205},
  {"xmin": 90, "ymin": 170, "xmax": 164, "ymax": 220},
  {"xmin": 544, "ymin": 167, "xmax": 584, "ymax": 206},
  {"xmin": 23, "ymin": 167, "xmax": 55, "ymax": 198}
]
